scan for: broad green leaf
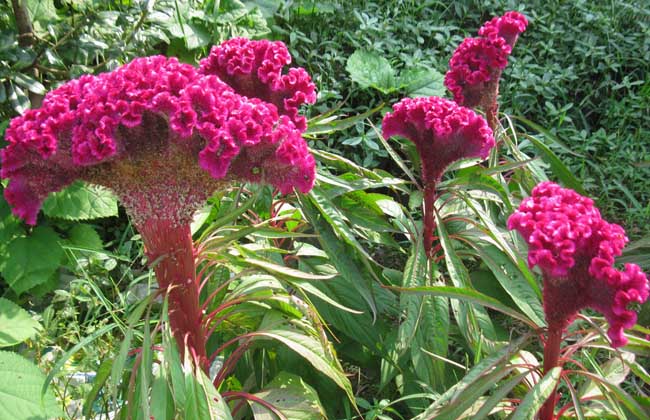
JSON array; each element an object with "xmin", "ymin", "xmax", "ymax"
[
  {"xmin": 42, "ymin": 181, "xmax": 118, "ymax": 220},
  {"xmin": 67, "ymin": 223, "xmax": 104, "ymax": 251},
  {"xmin": 472, "ymin": 244, "xmax": 545, "ymax": 327},
  {"xmin": 192, "ymin": 363, "xmax": 233, "ymax": 420},
  {"xmin": 431, "ymin": 365, "xmax": 517, "ymax": 420},
  {"xmin": 251, "ymin": 372, "xmax": 326, "ymax": 420},
  {"xmin": 402, "ymin": 67, "xmax": 446, "ymax": 97},
  {"xmin": 579, "ymin": 352, "xmax": 634, "ymax": 399},
  {"xmin": 0, "ymin": 298, "xmax": 41, "ymax": 347},
  {"xmin": 243, "ymin": 257, "xmax": 336, "ymax": 280},
  {"xmin": 298, "ymin": 195, "xmax": 378, "ymax": 320},
  {"xmin": 391, "ymin": 285, "xmax": 537, "ymax": 330},
  {"xmin": 150, "ymin": 374, "xmax": 175, "ymax": 420},
  {"xmin": 346, "ymin": 50, "xmax": 397, "ymax": 94},
  {"xmin": 415, "ymin": 334, "xmax": 531, "ymax": 419},
  {"xmin": 0, "ymin": 351, "xmax": 61, "ymax": 420},
  {"xmin": 471, "ymin": 371, "xmax": 529, "ymax": 419},
  {"xmin": 510, "ymin": 367, "xmax": 561, "ymax": 420},
  {"xmin": 256, "ymin": 312, "xmax": 355, "ymax": 405},
  {"xmin": 572, "ymin": 370, "xmax": 650, "ymax": 419},
  {"xmin": 435, "ymin": 212, "xmax": 497, "ymax": 346},
  {"xmin": 12, "ymin": 73, "xmax": 46, "ymax": 95},
  {"xmin": 2, "ymin": 226, "xmax": 64, "ymax": 295},
  {"xmin": 83, "ymin": 358, "xmax": 113, "ymax": 418}
]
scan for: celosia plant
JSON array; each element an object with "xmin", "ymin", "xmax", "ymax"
[
  {"xmin": 382, "ymin": 96, "xmax": 494, "ymax": 256},
  {"xmin": 508, "ymin": 181, "xmax": 649, "ymax": 419},
  {"xmin": 1, "ymin": 39, "xmax": 316, "ymax": 370},
  {"xmin": 445, "ymin": 11, "xmax": 528, "ymax": 129}
]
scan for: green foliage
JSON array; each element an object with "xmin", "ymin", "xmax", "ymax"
[
  {"xmin": 0, "ymin": 297, "xmax": 41, "ymax": 347},
  {"xmin": 42, "ymin": 181, "xmax": 119, "ymax": 221},
  {"xmin": 0, "ymin": 351, "xmax": 61, "ymax": 420}
]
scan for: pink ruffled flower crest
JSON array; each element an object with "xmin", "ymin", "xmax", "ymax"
[
  {"xmin": 382, "ymin": 97, "xmax": 494, "ymax": 184},
  {"xmin": 199, "ymin": 38, "xmax": 317, "ymax": 131},
  {"xmin": 479, "ymin": 11, "xmax": 529, "ymax": 47},
  {"xmin": 508, "ymin": 181, "xmax": 649, "ymax": 347},
  {"xmin": 382, "ymin": 96, "xmax": 494, "ymax": 256},
  {"xmin": 2, "ymin": 51, "xmax": 316, "ymax": 228},
  {"xmin": 444, "ymin": 11, "xmax": 528, "ymax": 122}
]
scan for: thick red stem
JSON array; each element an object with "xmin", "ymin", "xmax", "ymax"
[
  {"xmin": 423, "ymin": 184, "xmax": 437, "ymax": 258},
  {"xmin": 539, "ymin": 325, "xmax": 563, "ymax": 420},
  {"xmin": 140, "ymin": 221, "xmax": 208, "ymax": 371}
]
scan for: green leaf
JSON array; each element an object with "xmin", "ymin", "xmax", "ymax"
[
  {"xmin": 472, "ymin": 244, "xmax": 545, "ymax": 327},
  {"xmin": 400, "ymin": 67, "xmax": 446, "ymax": 97},
  {"xmin": 42, "ymin": 181, "xmax": 118, "ymax": 220},
  {"xmin": 305, "ymin": 103, "xmax": 384, "ymax": 136},
  {"xmin": 0, "ymin": 298, "xmax": 42, "ymax": 347},
  {"xmin": 190, "ymin": 363, "xmax": 233, "ymax": 420},
  {"xmin": 243, "ymin": 257, "xmax": 336, "ymax": 280},
  {"xmin": 391, "ymin": 285, "xmax": 537, "ymax": 330},
  {"xmin": 346, "ymin": 50, "xmax": 397, "ymax": 94},
  {"xmin": 252, "ymin": 372, "xmax": 326, "ymax": 419},
  {"xmin": 521, "ymin": 133, "xmax": 586, "ymax": 194},
  {"xmin": 509, "ymin": 367, "xmax": 561, "ymax": 420},
  {"xmin": 0, "ymin": 351, "xmax": 61, "ymax": 420},
  {"xmin": 12, "ymin": 73, "xmax": 46, "ymax": 95},
  {"xmin": 256, "ymin": 312, "xmax": 355, "ymax": 406},
  {"xmin": 579, "ymin": 352, "xmax": 634, "ymax": 399},
  {"xmin": 83, "ymin": 358, "xmax": 113, "ymax": 418},
  {"xmin": 67, "ymin": 223, "xmax": 104, "ymax": 251},
  {"xmin": 1, "ymin": 226, "xmax": 64, "ymax": 295}
]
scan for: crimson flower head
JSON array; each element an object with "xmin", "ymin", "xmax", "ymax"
[
  {"xmin": 1, "ymin": 40, "xmax": 316, "ymax": 228},
  {"xmin": 382, "ymin": 96, "xmax": 494, "ymax": 185},
  {"xmin": 478, "ymin": 11, "xmax": 529, "ymax": 47},
  {"xmin": 508, "ymin": 182, "xmax": 649, "ymax": 347},
  {"xmin": 445, "ymin": 11, "xmax": 527, "ymax": 112},
  {"xmin": 382, "ymin": 96, "xmax": 494, "ymax": 255},
  {"xmin": 199, "ymin": 37, "xmax": 317, "ymax": 132}
]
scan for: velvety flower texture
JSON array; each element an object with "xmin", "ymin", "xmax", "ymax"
[
  {"xmin": 382, "ymin": 96, "xmax": 494, "ymax": 184},
  {"xmin": 1, "ymin": 43, "xmax": 316, "ymax": 227},
  {"xmin": 199, "ymin": 37, "xmax": 317, "ymax": 132},
  {"xmin": 444, "ymin": 11, "xmax": 528, "ymax": 110},
  {"xmin": 508, "ymin": 181, "xmax": 649, "ymax": 347},
  {"xmin": 382, "ymin": 96, "xmax": 494, "ymax": 255}
]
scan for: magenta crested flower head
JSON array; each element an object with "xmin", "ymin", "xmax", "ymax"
[
  {"xmin": 445, "ymin": 11, "xmax": 527, "ymax": 126},
  {"xmin": 382, "ymin": 96, "xmax": 494, "ymax": 185},
  {"xmin": 508, "ymin": 181, "xmax": 650, "ymax": 347},
  {"xmin": 382, "ymin": 96, "xmax": 494, "ymax": 256},
  {"xmin": 479, "ymin": 11, "xmax": 529, "ymax": 47},
  {"xmin": 444, "ymin": 36, "xmax": 511, "ymax": 109},
  {"xmin": 199, "ymin": 37, "xmax": 317, "ymax": 132},
  {"xmin": 1, "ymin": 45, "xmax": 316, "ymax": 228}
]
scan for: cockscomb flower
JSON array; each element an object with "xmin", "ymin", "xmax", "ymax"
[
  {"xmin": 444, "ymin": 36, "xmax": 511, "ymax": 109},
  {"xmin": 445, "ymin": 11, "xmax": 528, "ymax": 128},
  {"xmin": 478, "ymin": 11, "xmax": 529, "ymax": 47},
  {"xmin": 382, "ymin": 96, "xmax": 494, "ymax": 255},
  {"xmin": 1, "ymin": 42, "xmax": 317, "ymax": 370},
  {"xmin": 199, "ymin": 37, "xmax": 317, "ymax": 131},
  {"xmin": 508, "ymin": 181, "xmax": 649, "ymax": 347}
]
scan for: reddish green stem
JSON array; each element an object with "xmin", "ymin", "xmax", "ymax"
[
  {"xmin": 539, "ymin": 325, "xmax": 563, "ymax": 420},
  {"xmin": 423, "ymin": 184, "xmax": 437, "ymax": 258},
  {"xmin": 140, "ymin": 221, "xmax": 208, "ymax": 371}
]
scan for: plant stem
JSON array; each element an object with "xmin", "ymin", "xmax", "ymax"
[
  {"xmin": 539, "ymin": 325, "xmax": 563, "ymax": 420},
  {"xmin": 423, "ymin": 184, "xmax": 437, "ymax": 258},
  {"xmin": 139, "ymin": 220, "xmax": 208, "ymax": 371}
]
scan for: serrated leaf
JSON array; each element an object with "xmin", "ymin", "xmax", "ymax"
[
  {"xmin": 251, "ymin": 372, "xmax": 326, "ymax": 420},
  {"xmin": 400, "ymin": 67, "xmax": 446, "ymax": 97},
  {"xmin": 0, "ymin": 351, "xmax": 61, "ymax": 420},
  {"xmin": 346, "ymin": 50, "xmax": 397, "ymax": 94},
  {"xmin": 0, "ymin": 298, "xmax": 42, "ymax": 347},
  {"xmin": 42, "ymin": 181, "xmax": 118, "ymax": 220},
  {"xmin": 1, "ymin": 226, "xmax": 64, "ymax": 295}
]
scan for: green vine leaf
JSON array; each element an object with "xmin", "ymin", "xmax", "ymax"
[
  {"xmin": 0, "ymin": 351, "xmax": 61, "ymax": 420},
  {"xmin": 0, "ymin": 298, "xmax": 42, "ymax": 347},
  {"xmin": 1, "ymin": 226, "xmax": 63, "ymax": 295},
  {"xmin": 42, "ymin": 181, "xmax": 118, "ymax": 221}
]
